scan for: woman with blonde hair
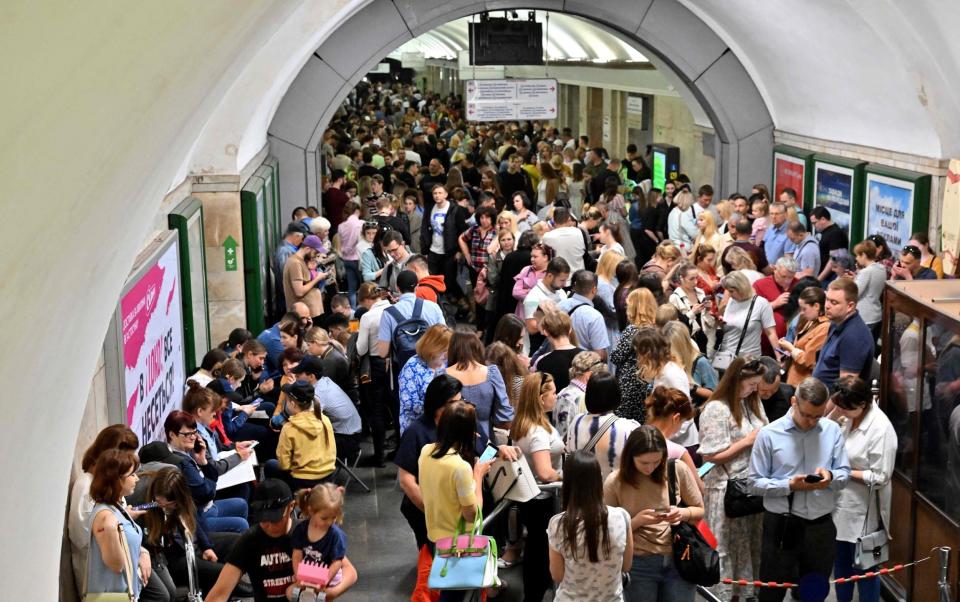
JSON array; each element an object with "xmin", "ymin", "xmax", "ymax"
[
  {"xmin": 511, "ymin": 372, "xmax": 564, "ymax": 601},
  {"xmin": 715, "ymin": 271, "xmax": 779, "ymax": 368},
  {"xmin": 690, "ymin": 209, "xmax": 725, "ymax": 266},
  {"xmin": 641, "ymin": 240, "xmax": 682, "ymax": 285},
  {"xmin": 596, "ymin": 250, "xmax": 625, "ymax": 347},
  {"xmin": 667, "ymin": 190, "xmax": 699, "ymax": 249},
  {"xmin": 661, "ymin": 320, "xmax": 718, "ymax": 409},
  {"xmin": 495, "ymin": 210, "xmax": 519, "ymax": 236},
  {"xmin": 398, "ymin": 324, "xmax": 453, "ymax": 434},
  {"xmin": 724, "ymin": 245, "xmax": 764, "ymax": 283}
]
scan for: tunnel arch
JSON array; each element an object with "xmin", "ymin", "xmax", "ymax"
[{"xmin": 267, "ymin": 0, "xmax": 774, "ymax": 214}]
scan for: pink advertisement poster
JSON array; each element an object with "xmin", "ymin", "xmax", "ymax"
[
  {"xmin": 121, "ymin": 242, "xmax": 184, "ymax": 444},
  {"xmin": 774, "ymin": 154, "xmax": 805, "ymax": 208}
]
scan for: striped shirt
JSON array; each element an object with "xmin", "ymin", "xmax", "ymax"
[{"xmin": 564, "ymin": 413, "xmax": 640, "ymax": 481}]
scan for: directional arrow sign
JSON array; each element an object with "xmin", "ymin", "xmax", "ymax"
[{"xmin": 223, "ymin": 235, "xmax": 238, "ymax": 272}]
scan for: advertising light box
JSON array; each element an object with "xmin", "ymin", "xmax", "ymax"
[
  {"xmin": 104, "ymin": 232, "xmax": 186, "ymax": 444},
  {"xmin": 862, "ymin": 164, "xmax": 931, "ymax": 257},
  {"xmin": 812, "ymin": 155, "xmax": 866, "ymax": 246},
  {"xmin": 772, "ymin": 146, "xmax": 814, "ymax": 211}
]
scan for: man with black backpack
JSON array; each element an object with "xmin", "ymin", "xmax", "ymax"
[{"xmin": 370, "ymin": 270, "xmax": 445, "ymax": 465}]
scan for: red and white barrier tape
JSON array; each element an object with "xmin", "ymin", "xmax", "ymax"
[{"xmin": 720, "ymin": 555, "xmax": 932, "ymax": 589}]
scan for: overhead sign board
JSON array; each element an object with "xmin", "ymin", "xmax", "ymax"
[
  {"xmin": 464, "ymin": 78, "xmax": 558, "ymax": 122},
  {"xmin": 401, "ymin": 52, "xmax": 425, "ymax": 69}
]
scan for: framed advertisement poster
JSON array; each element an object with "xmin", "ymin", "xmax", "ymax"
[
  {"xmin": 813, "ymin": 155, "xmax": 866, "ymax": 246},
  {"xmin": 103, "ymin": 231, "xmax": 186, "ymax": 444},
  {"xmin": 863, "ymin": 165, "xmax": 931, "ymax": 257},
  {"xmin": 772, "ymin": 145, "xmax": 814, "ymax": 211}
]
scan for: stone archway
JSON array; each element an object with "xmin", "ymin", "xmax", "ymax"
[{"xmin": 267, "ymin": 0, "xmax": 774, "ymax": 216}]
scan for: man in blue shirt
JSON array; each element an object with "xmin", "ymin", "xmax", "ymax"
[
  {"xmin": 377, "ymin": 270, "xmax": 446, "ymax": 359},
  {"xmin": 813, "ymin": 278, "xmax": 875, "ymax": 390},
  {"xmin": 764, "ymin": 201, "xmax": 796, "ymax": 266},
  {"xmin": 273, "ymin": 221, "xmax": 309, "ymax": 309},
  {"xmin": 558, "ymin": 270, "xmax": 611, "ymax": 361},
  {"xmin": 749, "ymin": 377, "xmax": 850, "ymax": 601},
  {"xmin": 255, "ymin": 303, "xmax": 311, "ymax": 378},
  {"xmin": 786, "ymin": 220, "xmax": 821, "ymax": 278}
]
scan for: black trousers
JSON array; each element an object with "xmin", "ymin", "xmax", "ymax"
[
  {"xmin": 427, "ymin": 250, "xmax": 463, "ymax": 300},
  {"xmin": 518, "ymin": 496, "xmax": 554, "ymax": 602},
  {"xmin": 166, "ymin": 531, "xmax": 239, "ymax": 596},
  {"xmin": 361, "ymin": 356, "xmax": 393, "ymax": 458},
  {"xmin": 758, "ymin": 511, "xmax": 837, "ymax": 602}
]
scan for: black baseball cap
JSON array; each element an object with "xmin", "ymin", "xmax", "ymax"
[
  {"xmin": 291, "ymin": 355, "xmax": 324, "ymax": 379},
  {"xmin": 281, "ymin": 379, "xmax": 315, "ymax": 403},
  {"xmin": 250, "ymin": 479, "xmax": 294, "ymax": 522}
]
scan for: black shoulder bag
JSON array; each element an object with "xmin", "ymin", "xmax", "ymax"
[{"xmin": 667, "ymin": 459, "xmax": 720, "ymax": 586}]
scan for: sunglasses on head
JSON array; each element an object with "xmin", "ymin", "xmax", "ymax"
[{"xmin": 902, "ymin": 245, "xmax": 921, "ymax": 258}]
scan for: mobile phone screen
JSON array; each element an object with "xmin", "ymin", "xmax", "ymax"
[
  {"xmin": 479, "ymin": 446, "xmax": 498, "ymax": 462},
  {"xmin": 804, "ymin": 474, "xmax": 824, "ymax": 483}
]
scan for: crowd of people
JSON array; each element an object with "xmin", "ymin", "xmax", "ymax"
[{"xmin": 69, "ymin": 81, "xmax": 960, "ymax": 602}]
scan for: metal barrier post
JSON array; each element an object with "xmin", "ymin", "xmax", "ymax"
[{"xmin": 939, "ymin": 546, "xmax": 952, "ymax": 602}]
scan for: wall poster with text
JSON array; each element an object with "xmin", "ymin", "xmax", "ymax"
[
  {"xmin": 814, "ymin": 162, "xmax": 854, "ymax": 236},
  {"xmin": 119, "ymin": 238, "xmax": 185, "ymax": 445},
  {"xmin": 774, "ymin": 153, "xmax": 806, "ymax": 209},
  {"xmin": 864, "ymin": 173, "xmax": 915, "ymax": 256}
]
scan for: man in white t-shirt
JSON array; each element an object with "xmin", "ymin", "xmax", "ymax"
[
  {"xmin": 523, "ymin": 257, "xmax": 571, "ymax": 354},
  {"xmin": 542, "ymin": 207, "xmax": 586, "ymax": 272}
]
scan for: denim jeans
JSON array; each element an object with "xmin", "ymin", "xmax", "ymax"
[
  {"xmin": 344, "ymin": 259, "xmax": 361, "ymax": 308},
  {"xmin": 834, "ymin": 540, "xmax": 880, "ymax": 602},
  {"xmin": 201, "ymin": 497, "xmax": 248, "ymax": 533},
  {"xmin": 625, "ymin": 554, "xmax": 695, "ymax": 602}
]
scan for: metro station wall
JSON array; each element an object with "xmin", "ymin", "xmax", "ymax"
[
  {"xmin": 774, "ymin": 130, "xmax": 949, "ymax": 250},
  {"xmin": 653, "ymin": 95, "xmax": 716, "ymax": 190}
]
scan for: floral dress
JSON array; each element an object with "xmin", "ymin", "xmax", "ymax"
[
  {"xmin": 698, "ymin": 398, "xmax": 768, "ymax": 601},
  {"xmin": 610, "ymin": 324, "xmax": 652, "ymax": 424},
  {"xmin": 398, "ymin": 355, "xmax": 444, "ymax": 435}
]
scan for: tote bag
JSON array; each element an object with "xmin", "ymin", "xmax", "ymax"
[
  {"xmin": 428, "ymin": 513, "xmax": 500, "ymax": 591},
  {"xmin": 485, "ymin": 453, "xmax": 540, "ymax": 503}
]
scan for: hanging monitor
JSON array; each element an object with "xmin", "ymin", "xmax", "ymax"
[{"xmin": 469, "ymin": 12, "xmax": 544, "ymax": 66}]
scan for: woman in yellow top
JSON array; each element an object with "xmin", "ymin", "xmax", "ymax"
[
  {"xmin": 779, "ymin": 287, "xmax": 831, "ymax": 387},
  {"xmin": 417, "ymin": 401, "xmax": 494, "ymax": 602},
  {"xmin": 265, "ymin": 380, "xmax": 337, "ymax": 491}
]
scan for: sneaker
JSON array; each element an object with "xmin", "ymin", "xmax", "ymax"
[{"xmin": 497, "ymin": 556, "xmax": 520, "ymax": 569}]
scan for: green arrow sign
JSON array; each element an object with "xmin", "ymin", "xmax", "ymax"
[{"xmin": 223, "ymin": 235, "xmax": 238, "ymax": 272}]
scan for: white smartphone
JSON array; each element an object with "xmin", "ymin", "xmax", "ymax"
[{"xmin": 479, "ymin": 445, "xmax": 498, "ymax": 462}]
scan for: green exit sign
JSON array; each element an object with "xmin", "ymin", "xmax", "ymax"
[{"xmin": 224, "ymin": 235, "xmax": 238, "ymax": 271}]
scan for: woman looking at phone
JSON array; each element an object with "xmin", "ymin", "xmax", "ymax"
[
  {"xmin": 164, "ymin": 410, "xmax": 249, "ymax": 534},
  {"xmin": 603, "ymin": 426, "xmax": 703, "ymax": 602},
  {"xmin": 697, "ymin": 357, "xmax": 768, "ymax": 601}
]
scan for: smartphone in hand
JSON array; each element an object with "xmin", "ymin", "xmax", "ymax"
[
  {"xmin": 804, "ymin": 474, "xmax": 824, "ymax": 484},
  {"xmin": 479, "ymin": 445, "xmax": 498, "ymax": 462}
]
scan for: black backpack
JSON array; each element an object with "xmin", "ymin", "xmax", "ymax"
[
  {"xmin": 417, "ymin": 282, "xmax": 458, "ymax": 328},
  {"xmin": 385, "ymin": 299, "xmax": 430, "ymax": 370}
]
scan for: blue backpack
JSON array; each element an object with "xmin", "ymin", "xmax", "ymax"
[{"xmin": 385, "ymin": 298, "xmax": 429, "ymax": 370}]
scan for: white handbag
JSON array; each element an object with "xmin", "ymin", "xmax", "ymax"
[
  {"xmin": 854, "ymin": 484, "xmax": 889, "ymax": 569},
  {"xmin": 485, "ymin": 453, "xmax": 540, "ymax": 503}
]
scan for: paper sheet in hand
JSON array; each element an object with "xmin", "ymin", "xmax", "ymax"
[
  {"xmin": 216, "ymin": 449, "xmax": 259, "ymax": 490},
  {"xmin": 251, "ymin": 410, "xmax": 269, "ymax": 419}
]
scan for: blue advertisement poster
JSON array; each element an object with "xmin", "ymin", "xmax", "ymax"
[
  {"xmin": 864, "ymin": 174, "xmax": 914, "ymax": 255},
  {"xmin": 814, "ymin": 163, "xmax": 853, "ymax": 235}
]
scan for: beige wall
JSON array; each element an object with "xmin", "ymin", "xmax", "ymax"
[{"xmin": 652, "ymin": 95, "xmax": 716, "ymax": 189}]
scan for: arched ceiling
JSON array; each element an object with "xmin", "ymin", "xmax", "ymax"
[
  {"xmin": 390, "ymin": 11, "xmax": 648, "ymax": 62},
  {"xmin": 4, "ymin": 2, "xmax": 960, "ymax": 599}
]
